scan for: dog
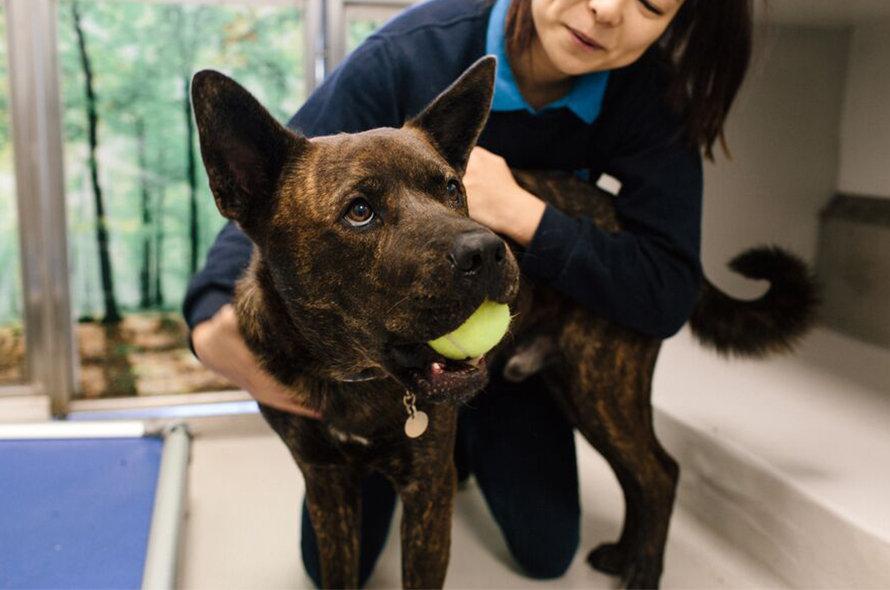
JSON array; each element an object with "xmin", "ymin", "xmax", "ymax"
[
  {"xmin": 192, "ymin": 57, "xmax": 817, "ymax": 589},
  {"xmin": 192, "ymin": 58, "xmax": 518, "ymax": 589}
]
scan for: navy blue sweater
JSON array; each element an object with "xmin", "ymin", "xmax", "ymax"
[{"xmin": 184, "ymin": 0, "xmax": 703, "ymax": 339}]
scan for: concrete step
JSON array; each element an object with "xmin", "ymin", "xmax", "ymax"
[{"xmin": 653, "ymin": 326, "xmax": 890, "ymax": 589}]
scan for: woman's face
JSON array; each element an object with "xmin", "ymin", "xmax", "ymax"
[{"xmin": 530, "ymin": 0, "xmax": 685, "ymax": 76}]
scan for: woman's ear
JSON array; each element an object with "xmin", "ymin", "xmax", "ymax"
[
  {"xmin": 407, "ymin": 56, "xmax": 496, "ymax": 175},
  {"xmin": 191, "ymin": 70, "xmax": 310, "ymax": 227}
]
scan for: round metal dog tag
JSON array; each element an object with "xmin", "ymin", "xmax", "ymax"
[{"xmin": 404, "ymin": 410, "xmax": 429, "ymax": 438}]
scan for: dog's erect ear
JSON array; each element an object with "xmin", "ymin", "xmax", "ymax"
[
  {"xmin": 407, "ymin": 56, "xmax": 496, "ymax": 175},
  {"xmin": 191, "ymin": 70, "xmax": 309, "ymax": 226}
]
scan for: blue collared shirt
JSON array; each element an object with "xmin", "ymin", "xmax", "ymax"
[{"xmin": 485, "ymin": 0, "xmax": 609, "ymax": 124}]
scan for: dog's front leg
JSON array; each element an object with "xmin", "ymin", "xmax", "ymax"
[
  {"xmin": 397, "ymin": 456, "xmax": 456, "ymax": 589},
  {"xmin": 302, "ymin": 464, "xmax": 362, "ymax": 589}
]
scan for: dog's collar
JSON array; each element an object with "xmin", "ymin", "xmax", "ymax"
[
  {"xmin": 314, "ymin": 390, "xmax": 427, "ymax": 442},
  {"xmin": 298, "ymin": 385, "xmax": 428, "ymax": 440},
  {"xmin": 340, "ymin": 367, "xmax": 388, "ymax": 382},
  {"xmin": 327, "ymin": 425, "xmax": 371, "ymax": 446},
  {"xmin": 336, "ymin": 371, "xmax": 428, "ymax": 438}
]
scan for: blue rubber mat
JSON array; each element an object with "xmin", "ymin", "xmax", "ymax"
[{"xmin": 0, "ymin": 437, "xmax": 163, "ymax": 590}]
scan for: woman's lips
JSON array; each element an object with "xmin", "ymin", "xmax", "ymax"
[{"xmin": 566, "ymin": 26, "xmax": 605, "ymax": 51}]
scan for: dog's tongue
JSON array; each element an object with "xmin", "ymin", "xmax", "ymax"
[
  {"xmin": 425, "ymin": 355, "xmax": 487, "ymax": 389},
  {"xmin": 430, "ymin": 355, "xmax": 483, "ymax": 376}
]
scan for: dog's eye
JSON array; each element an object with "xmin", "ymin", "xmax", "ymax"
[
  {"xmin": 446, "ymin": 179, "xmax": 461, "ymax": 203},
  {"xmin": 345, "ymin": 199, "xmax": 375, "ymax": 226}
]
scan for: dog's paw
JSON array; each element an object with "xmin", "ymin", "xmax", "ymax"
[
  {"xmin": 588, "ymin": 544, "xmax": 662, "ymax": 589},
  {"xmin": 586, "ymin": 543, "xmax": 627, "ymax": 575},
  {"xmin": 623, "ymin": 561, "xmax": 661, "ymax": 590}
]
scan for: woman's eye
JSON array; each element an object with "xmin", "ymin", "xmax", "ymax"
[
  {"xmin": 638, "ymin": 0, "xmax": 665, "ymax": 15},
  {"xmin": 344, "ymin": 198, "xmax": 375, "ymax": 226},
  {"xmin": 446, "ymin": 179, "xmax": 461, "ymax": 202}
]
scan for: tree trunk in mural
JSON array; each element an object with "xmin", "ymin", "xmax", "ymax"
[
  {"xmin": 136, "ymin": 116, "xmax": 153, "ymax": 310},
  {"xmin": 72, "ymin": 1, "xmax": 121, "ymax": 324},
  {"xmin": 184, "ymin": 74, "xmax": 199, "ymax": 277},
  {"xmin": 154, "ymin": 181, "xmax": 165, "ymax": 308}
]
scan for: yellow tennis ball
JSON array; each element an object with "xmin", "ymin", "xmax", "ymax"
[{"xmin": 428, "ymin": 301, "xmax": 511, "ymax": 360}]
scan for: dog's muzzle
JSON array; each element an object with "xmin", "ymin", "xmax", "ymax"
[{"xmin": 386, "ymin": 342, "xmax": 489, "ymax": 404}]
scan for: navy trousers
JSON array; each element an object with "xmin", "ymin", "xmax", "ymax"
[{"xmin": 301, "ymin": 371, "xmax": 581, "ymax": 587}]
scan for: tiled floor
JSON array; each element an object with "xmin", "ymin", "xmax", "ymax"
[{"xmin": 180, "ymin": 425, "xmax": 787, "ymax": 589}]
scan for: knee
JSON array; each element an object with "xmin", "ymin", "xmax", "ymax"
[
  {"xmin": 512, "ymin": 537, "xmax": 579, "ymax": 579},
  {"xmin": 508, "ymin": 520, "xmax": 580, "ymax": 579},
  {"xmin": 300, "ymin": 540, "xmax": 323, "ymax": 589},
  {"xmin": 300, "ymin": 502, "xmax": 323, "ymax": 589}
]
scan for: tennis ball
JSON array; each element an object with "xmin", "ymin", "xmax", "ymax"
[{"xmin": 428, "ymin": 301, "xmax": 511, "ymax": 360}]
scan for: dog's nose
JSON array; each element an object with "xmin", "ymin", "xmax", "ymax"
[{"xmin": 448, "ymin": 230, "xmax": 506, "ymax": 274}]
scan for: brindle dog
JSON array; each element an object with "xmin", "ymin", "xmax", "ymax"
[
  {"xmin": 192, "ymin": 58, "xmax": 516, "ymax": 589},
  {"xmin": 192, "ymin": 57, "xmax": 817, "ymax": 589}
]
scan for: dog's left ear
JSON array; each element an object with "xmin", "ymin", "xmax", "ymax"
[
  {"xmin": 191, "ymin": 70, "xmax": 310, "ymax": 230},
  {"xmin": 407, "ymin": 56, "xmax": 496, "ymax": 175}
]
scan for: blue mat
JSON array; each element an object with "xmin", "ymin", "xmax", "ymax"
[{"xmin": 0, "ymin": 437, "xmax": 163, "ymax": 590}]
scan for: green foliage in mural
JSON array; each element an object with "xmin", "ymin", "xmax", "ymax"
[
  {"xmin": 0, "ymin": 4, "xmax": 23, "ymax": 328},
  {"xmin": 55, "ymin": 1, "xmax": 305, "ymax": 322},
  {"xmin": 0, "ymin": 3, "xmax": 396, "ymax": 328}
]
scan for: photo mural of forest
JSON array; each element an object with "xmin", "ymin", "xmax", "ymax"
[
  {"xmin": 0, "ymin": 1, "xmax": 394, "ymax": 398},
  {"xmin": 0, "ymin": 4, "xmax": 26, "ymax": 385},
  {"xmin": 58, "ymin": 0, "xmax": 306, "ymax": 398}
]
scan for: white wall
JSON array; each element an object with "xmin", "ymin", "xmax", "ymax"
[
  {"xmin": 701, "ymin": 25, "xmax": 849, "ymax": 295},
  {"xmin": 837, "ymin": 20, "xmax": 890, "ymax": 199}
]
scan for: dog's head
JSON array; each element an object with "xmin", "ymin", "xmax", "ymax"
[{"xmin": 192, "ymin": 57, "xmax": 520, "ymax": 403}]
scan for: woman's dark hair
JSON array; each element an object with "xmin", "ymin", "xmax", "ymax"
[{"xmin": 505, "ymin": 0, "xmax": 754, "ymax": 160}]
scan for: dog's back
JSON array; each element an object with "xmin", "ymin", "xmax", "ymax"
[{"xmin": 496, "ymin": 170, "xmax": 817, "ymax": 588}]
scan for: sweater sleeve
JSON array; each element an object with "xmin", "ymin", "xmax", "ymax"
[
  {"xmin": 288, "ymin": 37, "xmax": 403, "ymax": 135},
  {"xmin": 520, "ymin": 75, "xmax": 703, "ymax": 339},
  {"xmin": 182, "ymin": 220, "xmax": 253, "ymax": 331},
  {"xmin": 182, "ymin": 37, "xmax": 403, "ymax": 332}
]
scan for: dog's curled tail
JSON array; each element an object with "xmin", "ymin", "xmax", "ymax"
[{"xmin": 689, "ymin": 246, "xmax": 819, "ymax": 358}]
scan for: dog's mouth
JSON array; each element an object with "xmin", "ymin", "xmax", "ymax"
[{"xmin": 387, "ymin": 343, "xmax": 489, "ymax": 404}]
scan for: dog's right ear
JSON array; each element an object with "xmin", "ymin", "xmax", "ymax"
[
  {"xmin": 407, "ymin": 56, "xmax": 496, "ymax": 175},
  {"xmin": 191, "ymin": 70, "xmax": 309, "ymax": 227}
]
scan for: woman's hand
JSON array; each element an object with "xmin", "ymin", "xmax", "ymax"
[
  {"xmin": 464, "ymin": 146, "xmax": 546, "ymax": 247},
  {"xmin": 192, "ymin": 304, "xmax": 321, "ymax": 418}
]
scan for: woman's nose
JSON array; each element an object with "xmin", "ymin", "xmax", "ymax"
[{"xmin": 587, "ymin": 0, "xmax": 623, "ymax": 26}]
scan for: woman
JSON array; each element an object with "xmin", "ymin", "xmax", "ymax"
[{"xmin": 185, "ymin": 0, "xmax": 753, "ymax": 584}]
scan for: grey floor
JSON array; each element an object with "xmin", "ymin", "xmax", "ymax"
[{"xmin": 180, "ymin": 423, "xmax": 786, "ymax": 589}]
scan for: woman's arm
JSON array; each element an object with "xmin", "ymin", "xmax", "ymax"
[
  {"xmin": 465, "ymin": 92, "xmax": 704, "ymax": 339},
  {"xmin": 192, "ymin": 304, "xmax": 321, "ymax": 417}
]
